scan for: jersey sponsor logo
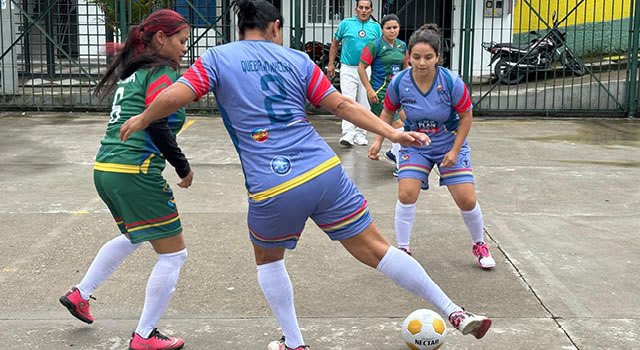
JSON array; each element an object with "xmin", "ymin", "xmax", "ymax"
[
  {"xmin": 271, "ymin": 156, "xmax": 292, "ymax": 176},
  {"xmin": 241, "ymin": 60, "xmax": 294, "ymax": 74},
  {"xmin": 402, "ymin": 97, "xmax": 417, "ymax": 104},
  {"xmin": 402, "ymin": 154, "xmax": 410, "ymax": 160},
  {"xmin": 416, "ymin": 119, "xmax": 440, "ymax": 134},
  {"xmin": 251, "ymin": 128, "xmax": 269, "ymax": 143},
  {"xmin": 358, "ymin": 30, "xmax": 366, "ymax": 38}
]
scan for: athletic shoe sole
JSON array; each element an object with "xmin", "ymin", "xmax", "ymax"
[
  {"xmin": 463, "ymin": 318, "xmax": 492, "ymax": 339},
  {"xmin": 59, "ymin": 295, "xmax": 93, "ymax": 324}
]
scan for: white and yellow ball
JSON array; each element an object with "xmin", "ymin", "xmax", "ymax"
[{"xmin": 401, "ymin": 309, "xmax": 447, "ymax": 350}]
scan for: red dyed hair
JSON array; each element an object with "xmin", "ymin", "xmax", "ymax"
[{"xmin": 95, "ymin": 9, "xmax": 190, "ymax": 98}]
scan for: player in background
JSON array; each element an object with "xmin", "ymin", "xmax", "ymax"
[
  {"xmin": 358, "ymin": 13, "xmax": 408, "ymax": 176},
  {"xmin": 120, "ymin": 2, "xmax": 492, "ymax": 349},
  {"xmin": 59, "ymin": 10, "xmax": 192, "ymax": 350},
  {"xmin": 368, "ymin": 24, "xmax": 496, "ymax": 269}
]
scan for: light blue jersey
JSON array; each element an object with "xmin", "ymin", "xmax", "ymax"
[
  {"xmin": 334, "ymin": 17, "xmax": 382, "ymax": 66},
  {"xmin": 178, "ymin": 40, "xmax": 337, "ymax": 200},
  {"xmin": 384, "ymin": 66, "xmax": 472, "ymax": 152}
]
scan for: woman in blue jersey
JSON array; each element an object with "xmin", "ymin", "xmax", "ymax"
[
  {"xmin": 368, "ymin": 24, "xmax": 496, "ymax": 269},
  {"xmin": 358, "ymin": 14, "xmax": 408, "ymax": 176},
  {"xmin": 121, "ymin": 2, "xmax": 492, "ymax": 349},
  {"xmin": 59, "ymin": 10, "xmax": 191, "ymax": 350}
]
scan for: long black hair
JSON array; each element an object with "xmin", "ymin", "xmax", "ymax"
[
  {"xmin": 232, "ymin": 0, "xmax": 284, "ymax": 36},
  {"xmin": 94, "ymin": 9, "xmax": 189, "ymax": 99}
]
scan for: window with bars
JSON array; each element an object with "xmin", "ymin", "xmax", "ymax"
[{"xmin": 308, "ymin": 0, "xmax": 343, "ymax": 24}]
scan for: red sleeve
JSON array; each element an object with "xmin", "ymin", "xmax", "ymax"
[
  {"xmin": 179, "ymin": 57, "xmax": 210, "ymax": 100},
  {"xmin": 383, "ymin": 89, "xmax": 401, "ymax": 112},
  {"xmin": 453, "ymin": 83, "xmax": 472, "ymax": 113},
  {"xmin": 404, "ymin": 51, "xmax": 409, "ymax": 66},
  {"xmin": 360, "ymin": 46, "xmax": 374, "ymax": 65},
  {"xmin": 145, "ymin": 74, "xmax": 173, "ymax": 107},
  {"xmin": 306, "ymin": 65, "xmax": 333, "ymax": 106}
]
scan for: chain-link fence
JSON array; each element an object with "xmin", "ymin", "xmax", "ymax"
[{"xmin": 0, "ymin": 0, "xmax": 638, "ymax": 116}]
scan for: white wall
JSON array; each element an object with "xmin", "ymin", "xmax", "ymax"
[{"xmin": 451, "ymin": 0, "xmax": 513, "ymax": 78}]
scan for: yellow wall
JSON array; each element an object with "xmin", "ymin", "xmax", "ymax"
[{"xmin": 513, "ymin": 0, "xmax": 634, "ymax": 33}]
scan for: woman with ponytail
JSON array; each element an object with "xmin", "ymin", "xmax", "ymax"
[
  {"xmin": 59, "ymin": 9, "xmax": 191, "ymax": 350},
  {"xmin": 120, "ymin": 3, "xmax": 492, "ymax": 349},
  {"xmin": 368, "ymin": 24, "xmax": 496, "ymax": 269}
]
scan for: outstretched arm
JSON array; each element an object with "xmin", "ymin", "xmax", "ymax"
[
  {"xmin": 319, "ymin": 92, "xmax": 428, "ymax": 147},
  {"xmin": 120, "ymin": 83, "xmax": 196, "ymax": 142}
]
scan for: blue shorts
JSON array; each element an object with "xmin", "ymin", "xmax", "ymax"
[
  {"xmin": 247, "ymin": 164, "xmax": 373, "ymax": 249},
  {"xmin": 397, "ymin": 142, "xmax": 474, "ymax": 190}
]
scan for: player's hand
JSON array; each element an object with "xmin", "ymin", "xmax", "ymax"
[
  {"xmin": 367, "ymin": 89, "xmax": 379, "ymax": 104},
  {"xmin": 392, "ymin": 131, "xmax": 430, "ymax": 148},
  {"xmin": 120, "ymin": 114, "xmax": 149, "ymax": 142},
  {"xmin": 441, "ymin": 150, "xmax": 458, "ymax": 168},
  {"xmin": 177, "ymin": 169, "xmax": 194, "ymax": 188},
  {"xmin": 327, "ymin": 63, "xmax": 335, "ymax": 79},
  {"xmin": 368, "ymin": 140, "xmax": 383, "ymax": 160}
]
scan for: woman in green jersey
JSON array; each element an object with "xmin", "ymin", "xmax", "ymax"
[
  {"xmin": 59, "ymin": 9, "xmax": 191, "ymax": 350},
  {"xmin": 358, "ymin": 14, "xmax": 409, "ymax": 176}
]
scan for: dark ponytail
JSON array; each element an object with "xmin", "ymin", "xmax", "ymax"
[
  {"xmin": 94, "ymin": 9, "xmax": 189, "ymax": 99},
  {"xmin": 408, "ymin": 23, "xmax": 441, "ymax": 57},
  {"xmin": 380, "ymin": 14, "xmax": 400, "ymax": 28},
  {"xmin": 232, "ymin": 0, "xmax": 284, "ymax": 36}
]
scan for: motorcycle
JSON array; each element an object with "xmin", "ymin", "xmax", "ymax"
[
  {"xmin": 304, "ymin": 41, "xmax": 341, "ymax": 87},
  {"xmin": 482, "ymin": 13, "xmax": 585, "ymax": 85}
]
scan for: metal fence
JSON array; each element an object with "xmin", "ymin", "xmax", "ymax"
[{"xmin": 0, "ymin": 0, "xmax": 638, "ymax": 116}]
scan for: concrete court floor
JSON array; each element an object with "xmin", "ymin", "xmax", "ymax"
[{"xmin": 0, "ymin": 113, "xmax": 638, "ymax": 350}]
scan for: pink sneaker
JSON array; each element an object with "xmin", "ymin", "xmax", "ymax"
[
  {"xmin": 59, "ymin": 287, "xmax": 94, "ymax": 324},
  {"xmin": 472, "ymin": 242, "xmax": 496, "ymax": 269},
  {"xmin": 448, "ymin": 310, "xmax": 492, "ymax": 339},
  {"xmin": 129, "ymin": 329, "xmax": 184, "ymax": 350},
  {"xmin": 267, "ymin": 336, "xmax": 310, "ymax": 350}
]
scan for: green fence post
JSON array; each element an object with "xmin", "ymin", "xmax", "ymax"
[
  {"xmin": 628, "ymin": 0, "xmax": 640, "ymax": 118},
  {"xmin": 461, "ymin": 0, "xmax": 473, "ymax": 84},
  {"xmin": 119, "ymin": 0, "xmax": 127, "ymax": 41}
]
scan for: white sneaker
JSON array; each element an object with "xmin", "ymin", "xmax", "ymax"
[
  {"xmin": 339, "ymin": 133, "xmax": 354, "ymax": 147},
  {"xmin": 448, "ymin": 310, "xmax": 492, "ymax": 339},
  {"xmin": 472, "ymin": 242, "xmax": 496, "ymax": 269},
  {"xmin": 353, "ymin": 133, "xmax": 368, "ymax": 146}
]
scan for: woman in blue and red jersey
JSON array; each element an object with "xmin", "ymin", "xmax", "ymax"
[
  {"xmin": 368, "ymin": 24, "xmax": 496, "ymax": 269},
  {"xmin": 120, "ymin": 2, "xmax": 492, "ymax": 349}
]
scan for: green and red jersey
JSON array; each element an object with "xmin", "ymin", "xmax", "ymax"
[{"xmin": 360, "ymin": 38, "xmax": 408, "ymax": 97}]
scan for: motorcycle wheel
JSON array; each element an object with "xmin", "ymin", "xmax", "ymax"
[
  {"xmin": 494, "ymin": 58, "xmax": 526, "ymax": 85},
  {"xmin": 561, "ymin": 50, "xmax": 585, "ymax": 76}
]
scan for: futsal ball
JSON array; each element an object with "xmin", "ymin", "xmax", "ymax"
[{"xmin": 401, "ymin": 309, "xmax": 447, "ymax": 350}]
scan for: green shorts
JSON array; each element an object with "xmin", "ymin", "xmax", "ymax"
[{"xmin": 94, "ymin": 170, "xmax": 182, "ymax": 244}]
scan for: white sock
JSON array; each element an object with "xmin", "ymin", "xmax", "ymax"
[
  {"xmin": 461, "ymin": 202, "xmax": 485, "ymax": 244},
  {"xmin": 395, "ymin": 200, "xmax": 416, "ymax": 249},
  {"xmin": 376, "ymin": 246, "xmax": 461, "ymax": 317},
  {"xmin": 392, "ymin": 127, "xmax": 403, "ymax": 168},
  {"xmin": 77, "ymin": 235, "xmax": 141, "ymax": 300},
  {"xmin": 135, "ymin": 249, "xmax": 188, "ymax": 338},
  {"xmin": 257, "ymin": 260, "xmax": 304, "ymax": 349}
]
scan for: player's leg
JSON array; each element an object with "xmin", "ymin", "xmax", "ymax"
[
  {"xmin": 395, "ymin": 151, "xmax": 433, "ymax": 254},
  {"xmin": 338, "ymin": 65, "xmax": 361, "ymax": 146},
  {"xmin": 60, "ymin": 171, "xmax": 142, "ymax": 324},
  {"xmin": 352, "ymin": 65, "xmax": 372, "ymax": 145},
  {"xmin": 439, "ymin": 145, "xmax": 495, "ymax": 269},
  {"xmin": 341, "ymin": 223, "xmax": 491, "ymax": 339},
  {"xmin": 248, "ymin": 183, "xmax": 317, "ymax": 350},
  {"xmin": 119, "ymin": 173, "xmax": 186, "ymax": 350}
]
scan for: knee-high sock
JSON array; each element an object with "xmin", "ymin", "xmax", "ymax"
[
  {"xmin": 77, "ymin": 234, "xmax": 141, "ymax": 300},
  {"xmin": 395, "ymin": 200, "xmax": 416, "ymax": 249},
  {"xmin": 257, "ymin": 260, "xmax": 304, "ymax": 348},
  {"xmin": 461, "ymin": 202, "xmax": 485, "ymax": 244},
  {"xmin": 377, "ymin": 246, "xmax": 461, "ymax": 317},
  {"xmin": 392, "ymin": 127, "xmax": 403, "ymax": 168},
  {"xmin": 135, "ymin": 249, "xmax": 188, "ymax": 338}
]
